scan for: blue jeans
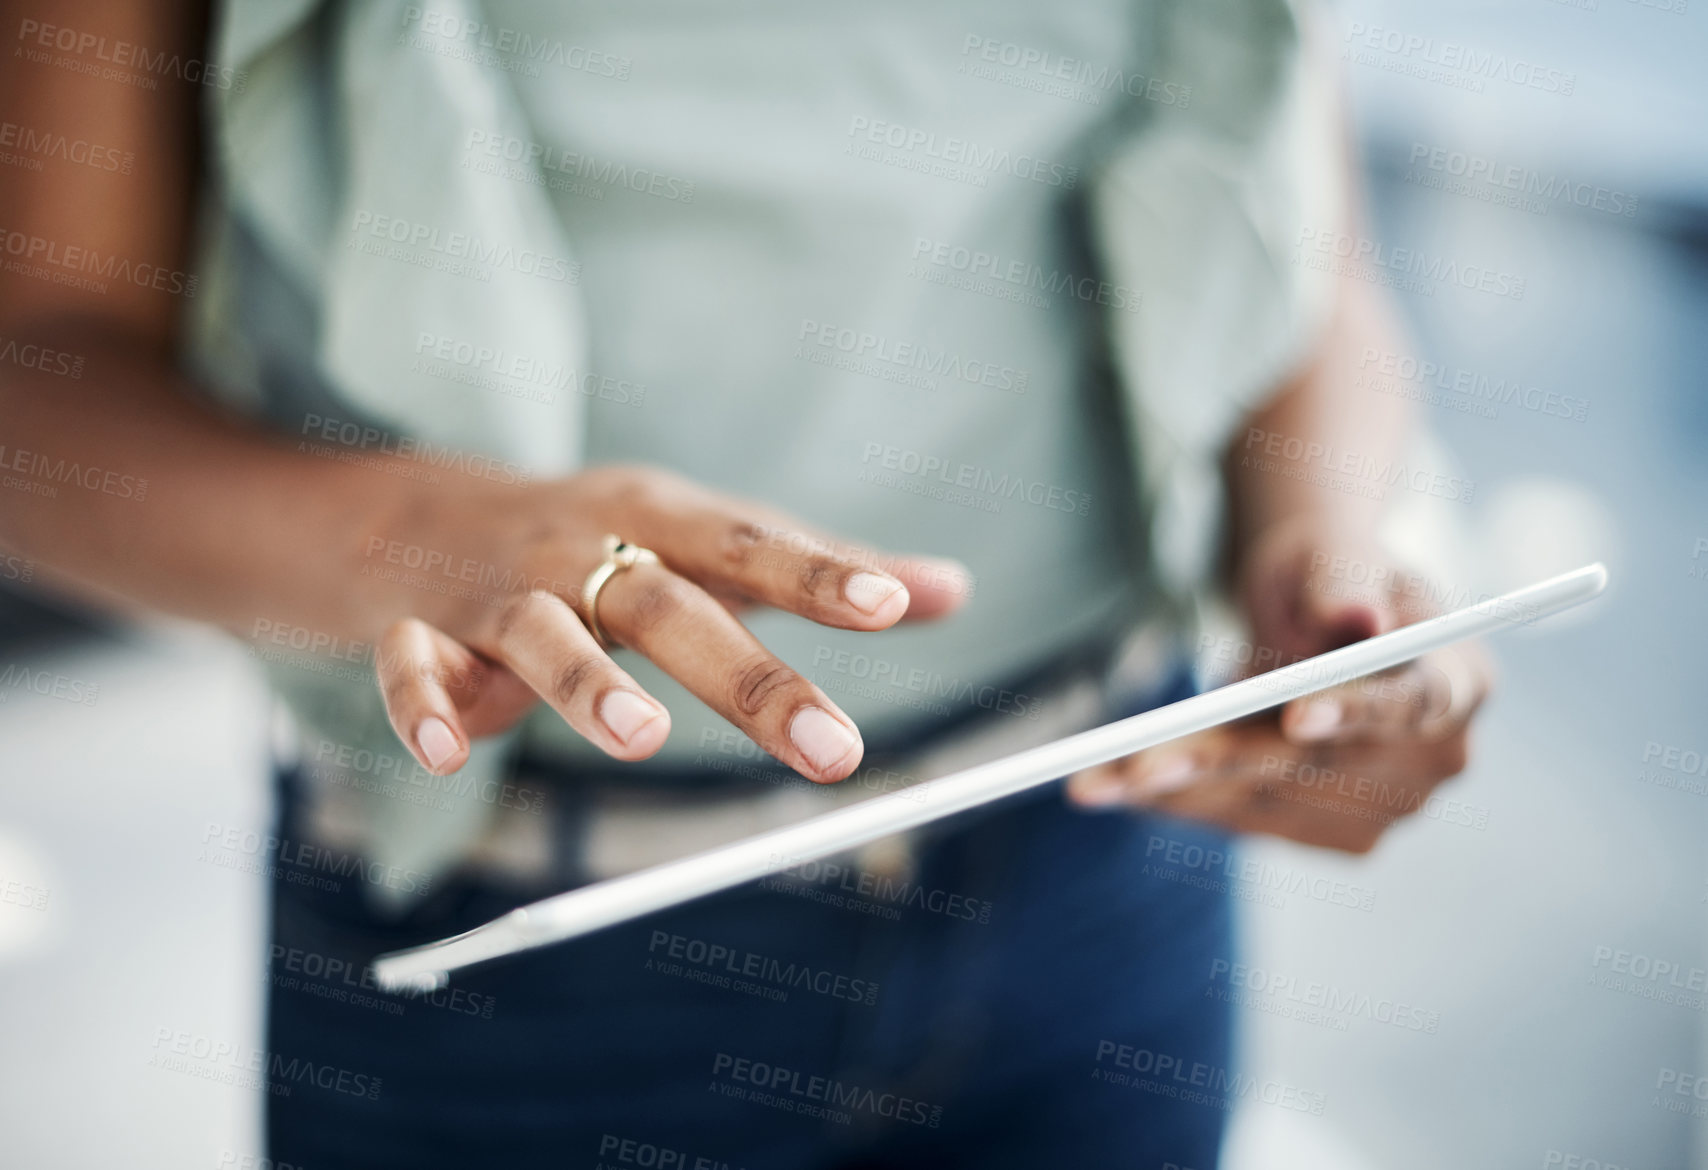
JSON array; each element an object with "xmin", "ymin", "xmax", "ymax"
[{"xmin": 265, "ymin": 673, "xmax": 1234, "ymax": 1169}]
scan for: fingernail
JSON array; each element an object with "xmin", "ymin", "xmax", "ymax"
[
  {"xmin": 1136, "ymin": 756, "xmax": 1196, "ymax": 797},
  {"xmin": 600, "ymin": 690, "xmax": 661, "ymax": 745},
  {"xmin": 1293, "ymin": 699, "xmax": 1342, "ymax": 741},
  {"xmin": 790, "ymin": 707, "xmax": 860, "ymax": 775},
  {"xmin": 844, "ymin": 571, "xmax": 906, "ymax": 615},
  {"xmin": 416, "ymin": 716, "xmax": 459, "ymax": 771}
]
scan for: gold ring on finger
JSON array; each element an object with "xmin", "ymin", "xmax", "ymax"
[{"xmin": 580, "ymin": 534, "xmax": 660, "ymax": 651}]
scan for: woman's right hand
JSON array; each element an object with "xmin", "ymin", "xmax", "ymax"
[
  {"xmin": 366, "ymin": 464, "xmax": 970, "ymax": 784},
  {"xmin": 0, "ymin": 3, "xmax": 972, "ymax": 787}
]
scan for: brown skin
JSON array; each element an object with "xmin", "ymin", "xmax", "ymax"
[
  {"xmin": 1065, "ymin": 277, "xmax": 1494, "ymax": 852},
  {"xmin": 0, "ymin": 0, "xmax": 1487, "ymax": 851}
]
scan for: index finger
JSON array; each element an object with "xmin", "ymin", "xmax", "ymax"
[
  {"xmin": 593, "ymin": 559, "xmax": 866, "ymax": 784},
  {"xmin": 621, "ymin": 479, "xmax": 971, "ymax": 630}
]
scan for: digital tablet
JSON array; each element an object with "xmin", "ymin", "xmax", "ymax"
[{"xmin": 374, "ymin": 562, "xmax": 1608, "ymax": 991}]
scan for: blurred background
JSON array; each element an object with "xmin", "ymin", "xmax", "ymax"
[{"xmin": 2, "ymin": 0, "xmax": 1705, "ymax": 1166}]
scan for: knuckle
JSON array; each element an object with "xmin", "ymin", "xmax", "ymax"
[
  {"xmin": 550, "ymin": 652, "xmax": 607, "ymax": 707},
  {"xmin": 496, "ymin": 590, "xmax": 551, "ymax": 643},
  {"xmin": 718, "ymin": 522, "xmax": 767, "ymax": 570},
  {"xmin": 797, "ymin": 556, "xmax": 843, "ymax": 602},
  {"xmin": 626, "ymin": 479, "xmax": 667, "ymax": 520},
  {"xmin": 616, "ymin": 574, "xmax": 692, "ymax": 638},
  {"xmin": 619, "ymin": 465, "xmax": 680, "ymax": 518},
  {"xmin": 730, "ymin": 657, "xmax": 800, "ymax": 717},
  {"xmin": 582, "ymin": 465, "xmax": 661, "ymax": 528}
]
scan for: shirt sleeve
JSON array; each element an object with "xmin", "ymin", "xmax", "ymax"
[{"xmin": 1090, "ymin": 0, "xmax": 1346, "ymax": 603}]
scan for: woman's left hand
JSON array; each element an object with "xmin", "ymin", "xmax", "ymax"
[{"xmin": 1065, "ymin": 519, "xmax": 1493, "ymax": 852}]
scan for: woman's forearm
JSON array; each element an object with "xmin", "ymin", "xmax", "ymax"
[
  {"xmin": 1222, "ymin": 285, "xmax": 1414, "ymax": 573},
  {"xmin": 0, "ymin": 316, "xmax": 481, "ymax": 642}
]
